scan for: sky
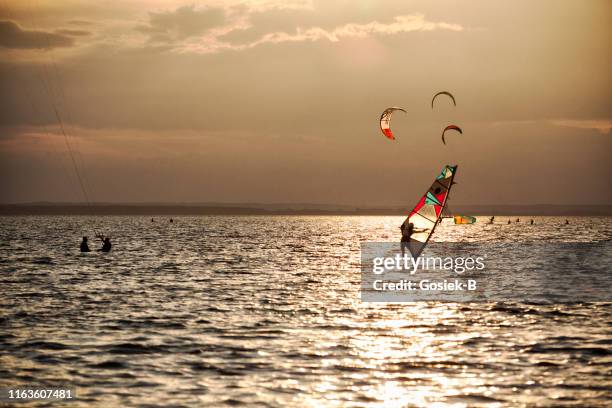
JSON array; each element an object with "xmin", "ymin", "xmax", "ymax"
[{"xmin": 0, "ymin": 0, "xmax": 610, "ymax": 206}]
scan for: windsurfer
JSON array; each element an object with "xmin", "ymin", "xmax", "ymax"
[
  {"xmin": 400, "ymin": 223, "xmax": 427, "ymax": 257},
  {"xmin": 399, "ymin": 165, "xmax": 457, "ymax": 258},
  {"xmin": 400, "ymin": 223, "xmax": 412, "ymax": 257}
]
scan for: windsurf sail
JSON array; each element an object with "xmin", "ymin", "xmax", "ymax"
[
  {"xmin": 453, "ymin": 215, "xmax": 476, "ymax": 224},
  {"xmin": 401, "ymin": 165, "xmax": 457, "ymax": 258}
]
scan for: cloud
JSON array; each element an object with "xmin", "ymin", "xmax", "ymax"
[
  {"xmin": 487, "ymin": 119, "xmax": 611, "ymax": 135},
  {"xmin": 128, "ymin": 3, "xmax": 463, "ymax": 54},
  {"xmin": 177, "ymin": 13, "xmax": 463, "ymax": 54},
  {"xmin": 550, "ymin": 119, "xmax": 611, "ymax": 134},
  {"xmin": 241, "ymin": 0, "xmax": 314, "ymax": 13},
  {"xmin": 56, "ymin": 29, "xmax": 92, "ymax": 37},
  {"xmin": 136, "ymin": 5, "xmax": 227, "ymax": 43},
  {"xmin": 0, "ymin": 20, "xmax": 74, "ymax": 49},
  {"xmin": 247, "ymin": 14, "xmax": 462, "ymax": 46},
  {"xmin": 67, "ymin": 20, "xmax": 94, "ymax": 27}
]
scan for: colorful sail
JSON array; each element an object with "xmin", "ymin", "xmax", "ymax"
[
  {"xmin": 401, "ymin": 165, "xmax": 457, "ymax": 258},
  {"xmin": 453, "ymin": 215, "xmax": 476, "ymax": 224}
]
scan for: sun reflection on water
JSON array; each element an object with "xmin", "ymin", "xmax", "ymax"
[{"xmin": 0, "ymin": 216, "xmax": 609, "ymax": 406}]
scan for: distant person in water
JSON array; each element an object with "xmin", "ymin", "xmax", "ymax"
[
  {"xmin": 489, "ymin": 216, "xmax": 495, "ymax": 224},
  {"xmin": 507, "ymin": 220, "xmax": 511, "ymax": 224},
  {"xmin": 170, "ymin": 218, "xmax": 173, "ymax": 223},
  {"xmin": 80, "ymin": 236, "xmax": 90, "ymax": 252},
  {"xmin": 530, "ymin": 219, "xmax": 534, "ymax": 225},
  {"xmin": 151, "ymin": 218, "xmax": 154, "ymax": 222},
  {"xmin": 565, "ymin": 219, "xmax": 569, "ymax": 225},
  {"xmin": 97, "ymin": 236, "xmax": 112, "ymax": 252},
  {"xmin": 516, "ymin": 218, "xmax": 520, "ymax": 223}
]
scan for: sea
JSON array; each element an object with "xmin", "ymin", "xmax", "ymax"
[{"xmin": 0, "ymin": 215, "xmax": 611, "ymax": 407}]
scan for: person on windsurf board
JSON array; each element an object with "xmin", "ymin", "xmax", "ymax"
[
  {"xmin": 400, "ymin": 222, "xmax": 429, "ymax": 257},
  {"xmin": 399, "ymin": 165, "xmax": 456, "ymax": 259}
]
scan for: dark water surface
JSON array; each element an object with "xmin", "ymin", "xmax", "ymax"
[{"xmin": 1, "ymin": 216, "xmax": 611, "ymax": 407}]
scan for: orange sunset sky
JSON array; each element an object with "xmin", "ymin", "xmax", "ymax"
[{"xmin": 0, "ymin": 0, "xmax": 610, "ymax": 205}]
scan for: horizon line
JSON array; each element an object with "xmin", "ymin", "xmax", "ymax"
[{"xmin": 2, "ymin": 202, "xmax": 611, "ymax": 208}]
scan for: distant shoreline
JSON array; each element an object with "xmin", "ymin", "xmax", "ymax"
[{"xmin": 1, "ymin": 204, "xmax": 610, "ymax": 216}]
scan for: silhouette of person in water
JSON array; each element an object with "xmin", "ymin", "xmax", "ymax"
[
  {"xmin": 507, "ymin": 220, "xmax": 511, "ymax": 224},
  {"xmin": 151, "ymin": 218, "xmax": 154, "ymax": 222},
  {"xmin": 489, "ymin": 216, "xmax": 495, "ymax": 224},
  {"xmin": 170, "ymin": 218, "xmax": 173, "ymax": 223},
  {"xmin": 530, "ymin": 219, "xmax": 534, "ymax": 225},
  {"xmin": 97, "ymin": 236, "xmax": 112, "ymax": 252},
  {"xmin": 516, "ymin": 218, "xmax": 520, "ymax": 223},
  {"xmin": 80, "ymin": 236, "xmax": 90, "ymax": 252},
  {"xmin": 565, "ymin": 219, "xmax": 569, "ymax": 225}
]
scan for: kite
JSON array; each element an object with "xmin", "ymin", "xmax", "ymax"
[
  {"xmin": 431, "ymin": 91, "xmax": 456, "ymax": 108},
  {"xmin": 441, "ymin": 124, "xmax": 462, "ymax": 145},
  {"xmin": 379, "ymin": 107, "xmax": 406, "ymax": 140}
]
